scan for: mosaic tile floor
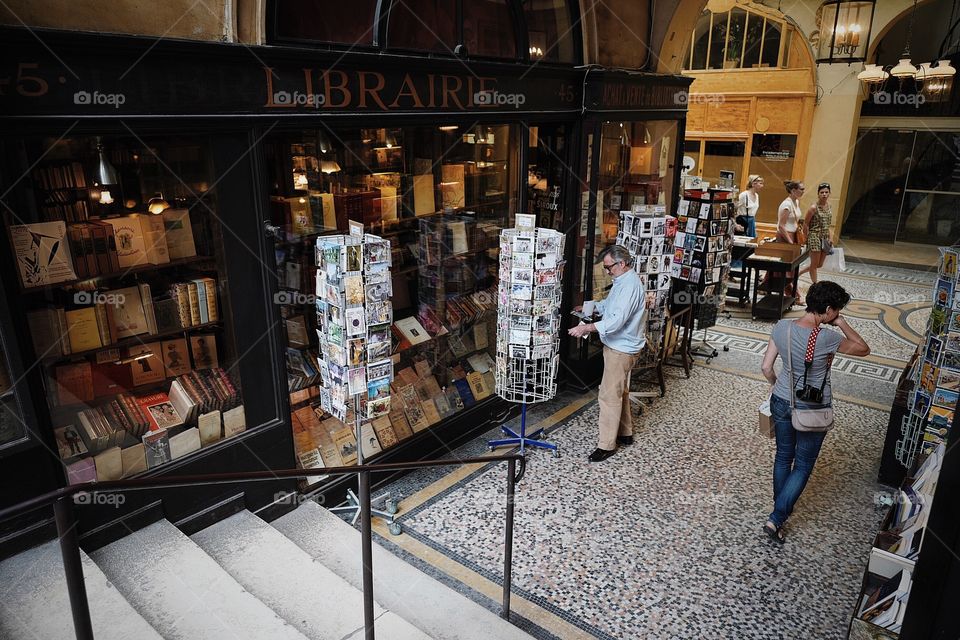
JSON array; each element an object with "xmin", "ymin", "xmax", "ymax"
[{"xmin": 364, "ymin": 262, "xmax": 928, "ymax": 640}]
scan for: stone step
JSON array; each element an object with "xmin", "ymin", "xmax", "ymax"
[
  {"xmin": 0, "ymin": 539, "xmax": 161, "ymax": 640},
  {"xmin": 90, "ymin": 519, "xmax": 309, "ymax": 640},
  {"xmin": 191, "ymin": 509, "xmax": 428, "ymax": 640},
  {"xmin": 273, "ymin": 501, "xmax": 535, "ymax": 640}
]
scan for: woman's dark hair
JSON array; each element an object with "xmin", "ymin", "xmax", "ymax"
[
  {"xmin": 805, "ymin": 281, "xmax": 850, "ymax": 314},
  {"xmin": 784, "ymin": 180, "xmax": 803, "ymax": 193}
]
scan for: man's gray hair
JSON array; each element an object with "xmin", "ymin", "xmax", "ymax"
[{"xmin": 600, "ymin": 245, "xmax": 634, "ymax": 267}]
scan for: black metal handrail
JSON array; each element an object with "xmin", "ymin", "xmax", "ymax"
[{"xmin": 0, "ymin": 454, "xmax": 527, "ymax": 640}]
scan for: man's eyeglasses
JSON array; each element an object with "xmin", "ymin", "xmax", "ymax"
[{"xmin": 603, "ymin": 261, "xmax": 621, "ymax": 273}]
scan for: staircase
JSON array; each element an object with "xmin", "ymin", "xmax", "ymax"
[{"xmin": 0, "ymin": 502, "xmax": 532, "ymax": 640}]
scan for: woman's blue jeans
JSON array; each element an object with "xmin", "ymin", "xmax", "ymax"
[
  {"xmin": 744, "ymin": 216, "xmax": 756, "ymax": 237},
  {"xmin": 769, "ymin": 394, "xmax": 827, "ymax": 528}
]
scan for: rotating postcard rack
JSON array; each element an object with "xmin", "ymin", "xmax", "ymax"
[
  {"xmin": 315, "ymin": 226, "xmax": 399, "ymax": 531},
  {"xmin": 616, "ymin": 206, "xmax": 675, "ymax": 360},
  {"xmin": 671, "ymin": 188, "xmax": 735, "ymax": 362},
  {"xmin": 490, "ymin": 215, "xmax": 565, "ymax": 456}
]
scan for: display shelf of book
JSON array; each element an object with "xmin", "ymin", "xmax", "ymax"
[
  {"xmin": 21, "ymin": 255, "xmax": 216, "ymax": 294},
  {"xmin": 41, "ymin": 321, "xmax": 223, "ymax": 364}
]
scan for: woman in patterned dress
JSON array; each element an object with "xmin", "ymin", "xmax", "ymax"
[{"xmin": 803, "ymin": 183, "xmax": 833, "ymax": 284}]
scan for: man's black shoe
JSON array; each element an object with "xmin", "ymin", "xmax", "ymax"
[
  {"xmin": 617, "ymin": 435, "xmax": 634, "ymax": 446},
  {"xmin": 588, "ymin": 448, "xmax": 616, "ymax": 462}
]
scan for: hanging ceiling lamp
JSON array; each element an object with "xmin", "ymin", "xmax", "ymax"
[
  {"xmin": 94, "ymin": 137, "xmax": 118, "ymax": 186},
  {"xmin": 816, "ymin": 1, "xmax": 875, "ymax": 64}
]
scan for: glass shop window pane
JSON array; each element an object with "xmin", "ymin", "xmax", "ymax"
[
  {"xmin": 725, "ymin": 8, "xmax": 747, "ymax": 69},
  {"xmin": 761, "ymin": 20, "xmax": 782, "ymax": 68},
  {"xmin": 742, "ymin": 14, "xmax": 764, "ymax": 69},
  {"xmin": 464, "ymin": 0, "xmax": 518, "ymax": 58},
  {"xmin": 708, "ymin": 11, "xmax": 728, "ymax": 70},
  {"xmin": 523, "ymin": 0, "xmax": 577, "ymax": 63},
  {"xmin": 0, "ymin": 135, "xmax": 247, "ymax": 483},
  {"xmin": 388, "ymin": 0, "xmax": 458, "ymax": 54},
  {"xmin": 690, "ymin": 11, "xmax": 711, "ymax": 70},
  {"xmin": 264, "ymin": 124, "xmax": 519, "ymax": 478},
  {"xmin": 272, "ymin": 0, "xmax": 378, "ymax": 46}
]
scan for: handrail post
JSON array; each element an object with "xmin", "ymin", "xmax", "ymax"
[
  {"xmin": 502, "ymin": 457, "xmax": 516, "ymax": 620},
  {"xmin": 359, "ymin": 470, "xmax": 375, "ymax": 640},
  {"xmin": 54, "ymin": 497, "xmax": 94, "ymax": 640}
]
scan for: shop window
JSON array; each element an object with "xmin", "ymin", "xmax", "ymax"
[
  {"xmin": 747, "ymin": 133, "xmax": 797, "ymax": 224},
  {"xmin": 387, "ymin": 0, "xmax": 458, "ymax": 53},
  {"xmin": 264, "ymin": 124, "xmax": 518, "ymax": 480},
  {"xmin": 523, "ymin": 0, "xmax": 577, "ymax": 63},
  {"xmin": 271, "ymin": 0, "xmax": 379, "ymax": 46},
  {"xmin": 0, "ymin": 136, "xmax": 248, "ymax": 482},
  {"xmin": 464, "ymin": 0, "xmax": 518, "ymax": 59}
]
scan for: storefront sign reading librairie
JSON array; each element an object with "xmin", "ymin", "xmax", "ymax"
[{"xmin": 0, "ymin": 32, "xmax": 581, "ymax": 117}]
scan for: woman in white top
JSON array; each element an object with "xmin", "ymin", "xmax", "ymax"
[
  {"xmin": 777, "ymin": 181, "xmax": 805, "ymax": 244},
  {"xmin": 776, "ymin": 180, "xmax": 806, "ymax": 305},
  {"xmin": 735, "ymin": 175, "xmax": 764, "ymax": 237}
]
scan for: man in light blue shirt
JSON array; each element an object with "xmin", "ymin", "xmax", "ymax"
[{"xmin": 568, "ymin": 245, "xmax": 648, "ymax": 462}]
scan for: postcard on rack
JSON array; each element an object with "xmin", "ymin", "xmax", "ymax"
[
  {"xmin": 515, "ymin": 213, "xmax": 536, "ymax": 231},
  {"xmin": 513, "ymin": 235, "xmax": 534, "ymax": 254},
  {"xmin": 345, "ymin": 307, "xmax": 367, "ymax": 337}
]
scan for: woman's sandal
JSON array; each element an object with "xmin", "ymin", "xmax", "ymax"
[{"xmin": 764, "ymin": 520, "xmax": 785, "ymax": 544}]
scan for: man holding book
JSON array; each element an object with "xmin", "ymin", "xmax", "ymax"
[{"xmin": 568, "ymin": 245, "xmax": 650, "ymax": 462}]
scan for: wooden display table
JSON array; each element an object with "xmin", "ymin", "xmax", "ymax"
[{"xmin": 745, "ymin": 250, "xmax": 808, "ymax": 320}]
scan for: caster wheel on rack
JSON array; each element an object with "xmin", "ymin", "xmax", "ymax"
[
  {"xmin": 552, "ymin": 450, "xmax": 561, "ymax": 459},
  {"xmin": 385, "ymin": 498, "xmax": 399, "ymax": 515},
  {"xmin": 489, "ymin": 446, "xmax": 496, "ymax": 452},
  {"xmin": 723, "ymin": 346, "xmax": 730, "ymax": 352},
  {"xmin": 388, "ymin": 522, "xmax": 403, "ymax": 536}
]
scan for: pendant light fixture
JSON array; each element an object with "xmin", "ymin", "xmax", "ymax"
[
  {"xmin": 94, "ymin": 136, "xmax": 118, "ymax": 186},
  {"xmin": 816, "ymin": 1, "xmax": 875, "ymax": 64},
  {"xmin": 147, "ymin": 192, "xmax": 171, "ymax": 214}
]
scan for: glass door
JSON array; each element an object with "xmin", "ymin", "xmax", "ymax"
[{"xmin": 898, "ymin": 131, "xmax": 960, "ymax": 245}]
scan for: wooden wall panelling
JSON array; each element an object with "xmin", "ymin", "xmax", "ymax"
[
  {"xmin": 756, "ymin": 97, "xmax": 803, "ymax": 134},
  {"xmin": 705, "ymin": 99, "xmax": 750, "ymax": 135}
]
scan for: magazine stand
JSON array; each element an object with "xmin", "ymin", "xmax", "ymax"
[{"xmin": 489, "ymin": 218, "xmax": 564, "ymax": 457}]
